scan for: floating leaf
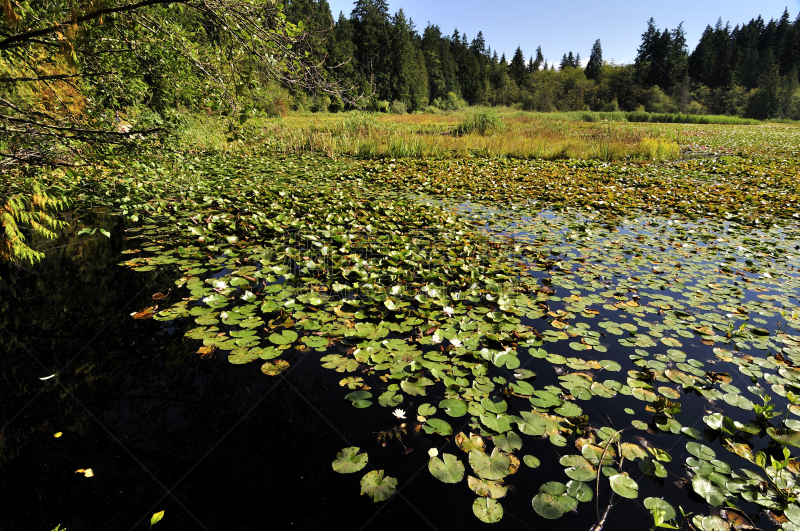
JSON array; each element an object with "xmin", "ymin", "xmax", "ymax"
[
  {"xmin": 469, "ymin": 448, "xmax": 511, "ymax": 480},
  {"xmin": 467, "ymin": 475, "xmax": 507, "ymax": 498},
  {"xmin": 423, "ymin": 418, "xmax": 453, "ymax": 436},
  {"xmin": 644, "ymin": 497, "xmax": 676, "ymax": 521},
  {"xmin": 473, "ymin": 498, "xmax": 503, "ymax": 523},
  {"xmin": 609, "ymin": 474, "xmax": 638, "ymax": 499},
  {"xmin": 523, "ymin": 455, "xmax": 540, "ymax": 468},
  {"xmin": 560, "ymin": 454, "xmax": 596, "ymax": 482},
  {"xmin": 766, "ymin": 427, "xmax": 800, "ymax": 449},
  {"xmin": 260, "ymin": 359, "xmax": 290, "ymax": 376},
  {"xmin": 532, "ymin": 482, "xmax": 572, "ymax": 519},
  {"xmin": 345, "ymin": 390, "xmax": 372, "ymax": 408},
  {"xmin": 269, "ymin": 330, "xmax": 298, "ymax": 345},
  {"xmin": 150, "ymin": 510, "xmax": 164, "ymax": 527},
  {"xmin": 332, "ymin": 447, "xmax": 368, "ymax": 474},
  {"xmin": 360, "ymin": 470, "xmax": 397, "ymax": 502},
  {"xmin": 429, "ymin": 454, "xmax": 465, "ymax": 484},
  {"xmin": 692, "ymin": 475, "xmax": 727, "ymax": 506},
  {"xmin": 438, "ymin": 399, "xmax": 468, "ymax": 417},
  {"xmin": 567, "ymin": 480, "xmax": 593, "ymax": 502}
]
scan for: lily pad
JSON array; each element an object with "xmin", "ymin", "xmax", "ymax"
[
  {"xmin": 609, "ymin": 474, "xmax": 638, "ymax": 499},
  {"xmin": 360, "ymin": 470, "xmax": 397, "ymax": 502},
  {"xmin": 429, "ymin": 454, "xmax": 465, "ymax": 484},
  {"xmin": 469, "ymin": 448, "xmax": 512, "ymax": 480},
  {"xmin": 473, "ymin": 498, "xmax": 503, "ymax": 523},
  {"xmin": 332, "ymin": 447, "xmax": 368, "ymax": 474}
]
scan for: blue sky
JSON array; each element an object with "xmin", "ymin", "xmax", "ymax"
[{"xmin": 326, "ymin": 0, "xmax": 799, "ymax": 65}]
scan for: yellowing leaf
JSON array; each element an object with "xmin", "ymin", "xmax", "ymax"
[{"xmin": 151, "ymin": 510, "xmax": 165, "ymax": 526}]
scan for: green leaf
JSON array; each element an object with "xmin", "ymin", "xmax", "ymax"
[
  {"xmin": 532, "ymin": 482, "xmax": 573, "ymax": 519},
  {"xmin": 345, "ymin": 390, "xmax": 372, "ymax": 408},
  {"xmin": 493, "ymin": 431, "xmax": 523, "ymax": 453},
  {"xmin": 472, "ymin": 498, "xmax": 503, "ymax": 523},
  {"xmin": 766, "ymin": 427, "xmax": 800, "ymax": 448},
  {"xmin": 400, "ymin": 377, "xmax": 433, "ymax": 396},
  {"xmin": 423, "ymin": 418, "xmax": 453, "ymax": 436},
  {"xmin": 566, "ymin": 480, "xmax": 593, "ymax": 502},
  {"xmin": 301, "ymin": 335, "xmax": 329, "ymax": 348},
  {"xmin": 360, "ymin": 470, "xmax": 397, "ymax": 502},
  {"xmin": 332, "ymin": 447, "xmax": 368, "ymax": 474},
  {"xmin": 686, "ymin": 442, "xmax": 716, "ymax": 461},
  {"xmin": 429, "ymin": 454, "xmax": 465, "ymax": 484},
  {"xmin": 644, "ymin": 497, "xmax": 676, "ymax": 521},
  {"xmin": 418, "ymin": 403, "xmax": 436, "ymax": 417},
  {"xmin": 469, "ymin": 448, "xmax": 511, "ymax": 480},
  {"xmin": 560, "ymin": 454, "xmax": 596, "ymax": 482},
  {"xmin": 438, "ymin": 398, "xmax": 468, "ymax": 417},
  {"xmin": 692, "ymin": 475, "xmax": 727, "ymax": 506},
  {"xmin": 523, "ymin": 455, "xmax": 540, "ymax": 468},
  {"xmin": 609, "ymin": 474, "xmax": 638, "ymax": 499},
  {"xmin": 269, "ymin": 329, "xmax": 298, "ymax": 345}
]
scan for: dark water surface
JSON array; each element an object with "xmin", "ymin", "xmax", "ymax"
[{"xmin": 2, "ymin": 215, "xmax": 787, "ymax": 531}]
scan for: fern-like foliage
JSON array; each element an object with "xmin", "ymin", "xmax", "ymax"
[{"xmin": 0, "ymin": 185, "xmax": 69, "ymax": 264}]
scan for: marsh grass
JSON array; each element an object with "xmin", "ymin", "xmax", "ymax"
[
  {"xmin": 553, "ymin": 110, "xmax": 760, "ymax": 125},
  {"xmin": 174, "ymin": 108, "xmax": 748, "ymax": 161}
]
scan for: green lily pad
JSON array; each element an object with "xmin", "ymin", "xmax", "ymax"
[
  {"xmin": 469, "ymin": 448, "xmax": 511, "ymax": 480},
  {"xmin": 644, "ymin": 497, "xmax": 676, "ymax": 521},
  {"xmin": 532, "ymin": 482, "xmax": 572, "ymax": 519},
  {"xmin": 523, "ymin": 455, "xmax": 540, "ymax": 468},
  {"xmin": 429, "ymin": 453, "xmax": 465, "ymax": 484},
  {"xmin": 423, "ymin": 418, "xmax": 453, "ymax": 436},
  {"xmin": 560, "ymin": 454, "xmax": 596, "ymax": 482},
  {"xmin": 269, "ymin": 330, "xmax": 298, "ymax": 345},
  {"xmin": 438, "ymin": 399, "xmax": 468, "ymax": 417},
  {"xmin": 609, "ymin": 474, "xmax": 638, "ymax": 499},
  {"xmin": 767, "ymin": 427, "xmax": 800, "ymax": 448},
  {"xmin": 332, "ymin": 447, "xmax": 368, "ymax": 474},
  {"xmin": 691, "ymin": 475, "xmax": 726, "ymax": 506},
  {"xmin": 567, "ymin": 480, "xmax": 593, "ymax": 502},
  {"xmin": 360, "ymin": 470, "xmax": 397, "ymax": 502},
  {"xmin": 473, "ymin": 498, "xmax": 503, "ymax": 523}
]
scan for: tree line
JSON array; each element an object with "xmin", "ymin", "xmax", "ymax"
[{"xmin": 286, "ymin": 0, "xmax": 800, "ymax": 119}]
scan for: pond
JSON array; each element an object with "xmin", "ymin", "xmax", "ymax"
[{"xmin": 4, "ymin": 150, "xmax": 800, "ymax": 531}]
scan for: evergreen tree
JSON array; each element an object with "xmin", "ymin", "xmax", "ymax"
[
  {"xmin": 533, "ymin": 46, "xmax": 544, "ymax": 71},
  {"xmin": 746, "ymin": 49, "xmax": 780, "ymax": 118},
  {"xmin": 351, "ymin": 0, "xmax": 391, "ymax": 99},
  {"xmin": 585, "ymin": 39, "xmax": 603, "ymax": 80},
  {"xmin": 510, "ymin": 46, "xmax": 528, "ymax": 87},
  {"xmin": 388, "ymin": 9, "xmax": 421, "ymax": 108},
  {"xmin": 470, "ymin": 31, "xmax": 487, "ymax": 57},
  {"xmin": 328, "ymin": 12, "xmax": 358, "ymax": 104},
  {"xmin": 667, "ymin": 23, "xmax": 689, "ymax": 86}
]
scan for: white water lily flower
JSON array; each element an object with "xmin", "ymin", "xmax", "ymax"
[
  {"xmin": 442, "ymin": 306, "xmax": 454, "ymax": 317},
  {"xmin": 393, "ymin": 409, "xmax": 406, "ymax": 419},
  {"xmin": 213, "ymin": 280, "xmax": 228, "ymax": 291},
  {"xmin": 450, "ymin": 338, "xmax": 463, "ymax": 348},
  {"xmin": 431, "ymin": 333, "xmax": 442, "ymax": 344},
  {"xmin": 428, "ymin": 448, "xmax": 439, "ymax": 458}
]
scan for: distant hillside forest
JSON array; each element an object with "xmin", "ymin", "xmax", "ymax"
[{"xmin": 285, "ymin": 0, "xmax": 800, "ymax": 119}]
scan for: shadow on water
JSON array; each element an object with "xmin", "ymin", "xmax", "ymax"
[{"xmin": 0, "ymin": 216, "xmax": 363, "ymax": 530}]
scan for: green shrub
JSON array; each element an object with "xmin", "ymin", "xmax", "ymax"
[
  {"xmin": 389, "ymin": 100, "xmax": 407, "ymax": 115},
  {"xmin": 454, "ymin": 107, "xmax": 506, "ymax": 136},
  {"xmin": 342, "ymin": 112, "xmax": 379, "ymax": 135}
]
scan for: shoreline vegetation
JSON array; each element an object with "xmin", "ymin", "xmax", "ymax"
[{"xmin": 176, "ymin": 107, "xmax": 776, "ymax": 162}]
